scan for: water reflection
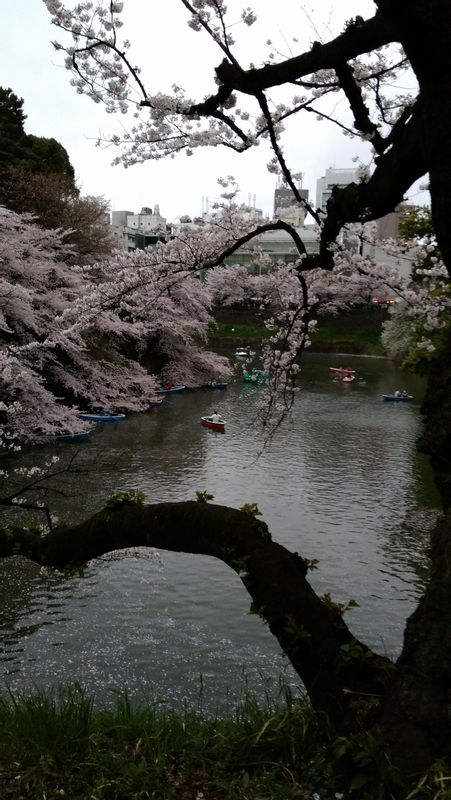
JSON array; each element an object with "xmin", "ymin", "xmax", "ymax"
[{"xmin": 0, "ymin": 353, "xmax": 440, "ymax": 709}]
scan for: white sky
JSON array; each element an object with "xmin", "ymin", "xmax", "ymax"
[{"xmin": 1, "ymin": 0, "xmax": 426, "ymax": 221}]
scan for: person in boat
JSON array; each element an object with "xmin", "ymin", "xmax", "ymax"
[
  {"xmin": 166, "ymin": 382, "xmax": 174, "ymax": 390},
  {"xmin": 394, "ymin": 389, "xmax": 402, "ymax": 397},
  {"xmin": 402, "ymin": 389, "xmax": 408, "ymax": 397},
  {"xmin": 209, "ymin": 378, "xmax": 217, "ymax": 387},
  {"xmin": 210, "ymin": 410, "xmax": 221, "ymax": 423}
]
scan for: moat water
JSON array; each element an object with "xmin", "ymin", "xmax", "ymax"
[{"xmin": 0, "ymin": 353, "xmax": 440, "ymax": 711}]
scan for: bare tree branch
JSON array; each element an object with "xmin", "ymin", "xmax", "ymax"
[{"xmin": 0, "ymin": 500, "xmax": 393, "ymax": 719}]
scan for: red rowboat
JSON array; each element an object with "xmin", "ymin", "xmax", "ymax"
[
  {"xmin": 329, "ymin": 366, "xmax": 355, "ymax": 375},
  {"xmin": 201, "ymin": 415, "xmax": 226, "ymax": 433}
]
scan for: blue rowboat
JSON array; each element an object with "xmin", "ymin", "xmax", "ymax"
[
  {"xmin": 148, "ymin": 397, "xmax": 164, "ymax": 407},
  {"xmin": 382, "ymin": 394, "xmax": 413, "ymax": 402},
  {"xmin": 79, "ymin": 412, "xmax": 126, "ymax": 422},
  {"xmin": 55, "ymin": 430, "xmax": 92, "ymax": 443}
]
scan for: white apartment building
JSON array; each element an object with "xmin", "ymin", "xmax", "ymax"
[
  {"xmin": 315, "ymin": 167, "xmax": 358, "ymax": 213},
  {"xmin": 111, "ymin": 205, "xmax": 169, "ymax": 251}
]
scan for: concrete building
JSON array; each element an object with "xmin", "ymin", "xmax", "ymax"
[
  {"xmin": 274, "ymin": 177, "xmax": 310, "ymax": 227},
  {"xmin": 315, "ymin": 167, "xmax": 358, "ymax": 213},
  {"xmin": 111, "ymin": 205, "xmax": 169, "ymax": 251}
]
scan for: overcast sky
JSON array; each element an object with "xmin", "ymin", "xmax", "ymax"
[{"xmin": 1, "ymin": 0, "xmax": 426, "ymax": 221}]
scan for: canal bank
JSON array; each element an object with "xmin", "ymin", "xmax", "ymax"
[{"xmin": 209, "ymin": 306, "xmax": 389, "ymax": 356}]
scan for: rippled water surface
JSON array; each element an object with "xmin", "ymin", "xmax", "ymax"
[{"xmin": 0, "ymin": 353, "xmax": 440, "ymax": 711}]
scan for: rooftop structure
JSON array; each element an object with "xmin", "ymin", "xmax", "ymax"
[
  {"xmin": 315, "ymin": 167, "xmax": 358, "ymax": 213},
  {"xmin": 110, "ymin": 205, "xmax": 169, "ymax": 251}
]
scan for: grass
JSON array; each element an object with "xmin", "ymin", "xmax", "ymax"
[
  {"xmin": 1, "ymin": 684, "xmax": 451, "ymax": 798},
  {"xmin": 311, "ymin": 325, "xmax": 385, "ymax": 355},
  {"xmin": 209, "ymin": 310, "xmax": 387, "ymax": 356},
  {"xmin": 0, "ymin": 683, "xmax": 333, "ymax": 800},
  {"xmin": 209, "ymin": 321, "xmax": 271, "ymax": 340}
]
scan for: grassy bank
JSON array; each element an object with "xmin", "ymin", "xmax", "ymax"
[
  {"xmin": 1, "ymin": 685, "xmax": 447, "ymax": 799},
  {"xmin": 0, "ymin": 684, "xmax": 333, "ymax": 799},
  {"xmin": 209, "ymin": 308, "xmax": 388, "ymax": 356}
]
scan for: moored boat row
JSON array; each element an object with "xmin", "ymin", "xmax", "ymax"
[{"xmin": 54, "ymin": 412, "xmax": 127, "ymax": 442}]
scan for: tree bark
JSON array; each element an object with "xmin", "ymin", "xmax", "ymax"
[
  {"xmin": 376, "ymin": 0, "xmax": 451, "ymax": 277},
  {"xmin": 0, "ymin": 500, "xmax": 393, "ymax": 722},
  {"xmin": 380, "ymin": 511, "xmax": 451, "ymax": 778}
]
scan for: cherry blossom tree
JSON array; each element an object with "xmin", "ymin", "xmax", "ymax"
[
  {"xmin": 2, "ymin": 0, "xmax": 451, "ymax": 791},
  {"xmin": 0, "ymin": 205, "xmax": 230, "ymax": 445}
]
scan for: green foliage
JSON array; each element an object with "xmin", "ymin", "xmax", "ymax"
[
  {"xmin": 0, "ymin": 85, "xmax": 74, "ymax": 180},
  {"xmin": 104, "ymin": 489, "xmax": 146, "ymax": 511},
  {"xmin": 231, "ymin": 554, "xmax": 251, "ymax": 572},
  {"xmin": 24, "ymin": 134, "xmax": 74, "ymax": 179},
  {"xmin": 0, "ymin": 87, "xmax": 28, "ymax": 166},
  {"xmin": 343, "ymin": 15, "xmax": 365, "ymax": 32},
  {"xmin": 283, "ymin": 614, "xmax": 312, "ymax": 644},
  {"xmin": 239, "ymin": 502, "xmax": 262, "ymax": 516},
  {"xmin": 402, "ymin": 319, "xmax": 451, "ymax": 374},
  {"xmin": 395, "ymin": 205, "xmax": 451, "ymax": 372},
  {"xmin": 381, "ymin": 301, "xmax": 417, "ymax": 363},
  {"xmin": 313, "ymin": 313, "xmax": 386, "ymax": 355},
  {"xmin": 406, "ymin": 761, "xmax": 451, "ymax": 798},
  {"xmin": 303, "ymin": 557, "xmax": 320, "ymax": 572},
  {"xmin": 381, "ymin": 288, "xmax": 450, "ymax": 371},
  {"xmin": 338, "ymin": 640, "xmax": 367, "ymax": 661},
  {"xmin": 399, "ymin": 205, "xmax": 436, "ymax": 246},
  {"xmin": 399, "ymin": 205, "xmax": 441, "ymax": 276},
  {"xmin": 248, "ymin": 601, "xmax": 267, "ymax": 620},
  {"xmin": 2, "ymin": 684, "xmax": 448, "ymax": 798},
  {"xmin": 0, "ymin": 683, "xmax": 93, "ymax": 765},
  {"xmin": 320, "ymin": 592, "xmax": 359, "ymax": 616},
  {"xmin": 332, "ymin": 726, "xmax": 401, "ymax": 799},
  {"xmin": 0, "ymin": 683, "xmax": 334, "ymax": 800},
  {"xmin": 195, "ymin": 490, "xmax": 215, "ymax": 502},
  {"xmin": 209, "ymin": 321, "xmax": 272, "ymax": 340}
]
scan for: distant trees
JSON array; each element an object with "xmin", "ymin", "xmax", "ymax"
[
  {"xmin": 0, "ymin": 87, "xmax": 74, "ymax": 179},
  {"xmin": 399, "ymin": 206, "xmax": 437, "ymax": 250},
  {"xmin": 0, "ymin": 87, "xmax": 28, "ymax": 167},
  {"xmin": 0, "ymin": 86, "xmax": 114, "ymax": 264},
  {"xmin": 0, "ymin": 166, "xmax": 114, "ymax": 264}
]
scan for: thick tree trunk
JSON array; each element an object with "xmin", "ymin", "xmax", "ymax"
[
  {"xmin": 377, "ymin": 0, "xmax": 451, "ymax": 278},
  {"xmin": 380, "ymin": 512, "xmax": 451, "ymax": 778},
  {"xmin": 419, "ymin": 327, "xmax": 451, "ymax": 512},
  {"xmin": 379, "ymin": 330, "xmax": 451, "ymax": 776},
  {"xmin": 0, "ymin": 501, "xmax": 393, "ymax": 722}
]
